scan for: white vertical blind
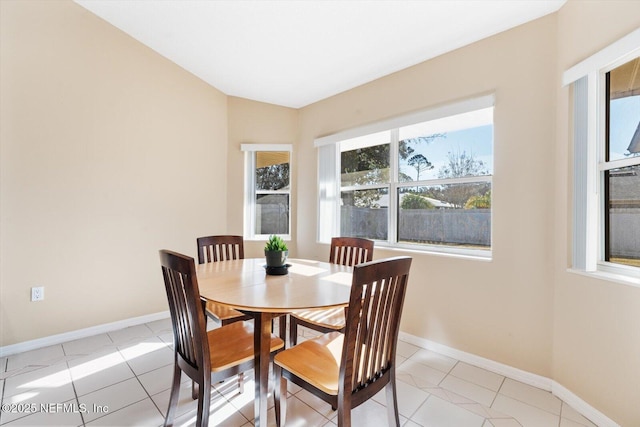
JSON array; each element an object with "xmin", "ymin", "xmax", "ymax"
[
  {"xmin": 572, "ymin": 76, "xmax": 589, "ymax": 270},
  {"xmin": 243, "ymin": 149, "xmax": 256, "ymax": 239},
  {"xmin": 317, "ymin": 143, "xmax": 339, "ymax": 243}
]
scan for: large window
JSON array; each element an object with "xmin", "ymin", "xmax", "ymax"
[
  {"xmin": 564, "ymin": 28, "xmax": 640, "ymax": 282},
  {"xmin": 242, "ymin": 145, "xmax": 292, "ymax": 240},
  {"xmin": 317, "ymin": 96, "xmax": 494, "ymax": 257}
]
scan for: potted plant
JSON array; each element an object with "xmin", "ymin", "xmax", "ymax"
[{"xmin": 264, "ymin": 235, "xmax": 288, "ymax": 268}]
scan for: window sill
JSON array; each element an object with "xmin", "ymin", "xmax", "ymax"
[
  {"xmin": 567, "ymin": 268, "xmax": 640, "ymax": 289},
  {"xmin": 374, "ymin": 242, "xmax": 492, "ymax": 262},
  {"xmin": 247, "ymin": 235, "xmax": 292, "ymax": 242}
]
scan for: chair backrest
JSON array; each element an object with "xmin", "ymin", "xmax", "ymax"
[
  {"xmin": 329, "ymin": 237, "xmax": 374, "ymax": 266},
  {"xmin": 159, "ymin": 250, "xmax": 210, "ymax": 379},
  {"xmin": 197, "ymin": 235, "xmax": 244, "ymax": 264},
  {"xmin": 340, "ymin": 256, "xmax": 412, "ymax": 404}
]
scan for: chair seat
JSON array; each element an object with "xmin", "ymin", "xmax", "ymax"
[
  {"xmin": 289, "ymin": 237, "xmax": 373, "ymax": 348},
  {"xmin": 205, "ymin": 300, "xmax": 248, "ymax": 323},
  {"xmin": 274, "ymin": 332, "xmax": 343, "ymax": 395},
  {"xmin": 209, "ymin": 321, "xmax": 284, "ymax": 372},
  {"xmin": 290, "ymin": 307, "xmax": 345, "ymax": 329}
]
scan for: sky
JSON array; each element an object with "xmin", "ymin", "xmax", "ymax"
[
  {"xmin": 609, "ymin": 95, "xmax": 640, "ymax": 161},
  {"xmin": 399, "ymin": 124, "xmax": 493, "ymax": 181}
]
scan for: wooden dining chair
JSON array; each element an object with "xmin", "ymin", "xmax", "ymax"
[
  {"xmin": 274, "ymin": 256, "xmax": 412, "ymax": 427},
  {"xmin": 197, "ymin": 235, "xmax": 252, "ymax": 325},
  {"xmin": 288, "ymin": 237, "xmax": 374, "ymax": 346},
  {"xmin": 159, "ymin": 249, "xmax": 284, "ymax": 427}
]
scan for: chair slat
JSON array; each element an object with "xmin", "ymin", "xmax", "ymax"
[
  {"xmin": 275, "ymin": 256, "xmax": 411, "ymax": 427},
  {"xmin": 196, "ymin": 235, "xmax": 251, "ymax": 326},
  {"xmin": 160, "ymin": 249, "xmax": 283, "ymax": 427}
]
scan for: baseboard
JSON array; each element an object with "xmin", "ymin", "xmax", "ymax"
[
  {"xmin": 552, "ymin": 381, "xmax": 620, "ymax": 427},
  {"xmin": 0, "ymin": 311, "xmax": 170, "ymax": 358},
  {"xmin": 399, "ymin": 331, "xmax": 619, "ymax": 427}
]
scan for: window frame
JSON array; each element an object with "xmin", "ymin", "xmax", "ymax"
[
  {"xmin": 316, "ymin": 95, "xmax": 495, "ymax": 259},
  {"xmin": 563, "ymin": 28, "xmax": 640, "ymax": 285},
  {"xmin": 241, "ymin": 144, "xmax": 293, "ymax": 241},
  {"xmin": 602, "ymin": 64, "xmax": 640, "ymax": 272}
]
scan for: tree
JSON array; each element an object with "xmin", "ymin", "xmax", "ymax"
[
  {"xmin": 398, "ymin": 171, "xmax": 413, "ymax": 183},
  {"xmin": 399, "ymin": 134, "xmax": 445, "ymax": 186},
  {"xmin": 340, "ymin": 133, "xmax": 445, "ymax": 207},
  {"xmin": 465, "ymin": 190, "xmax": 491, "ymax": 209},
  {"xmin": 341, "ymin": 144, "xmax": 390, "ymax": 186},
  {"xmin": 341, "ymin": 145, "xmax": 390, "ymax": 208},
  {"xmin": 438, "ymin": 150, "xmax": 490, "ymax": 208},
  {"xmin": 407, "ymin": 154, "xmax": 433, "ymax": 181},
  {"xmin": 401, "ymin": 193, "xmax": 434, "ymax": 209},
  {"xmin": 256, "ymin": 163, "xmax": 289, "ymax": 190},
  {"xmin": 438, "ymin": 150, "xmax": 488, "ymax": 179}
]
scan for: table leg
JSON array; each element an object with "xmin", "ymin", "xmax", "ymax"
[{"xmin": 253, "ymin": 311, "xmax": 272, "ymax": 427}]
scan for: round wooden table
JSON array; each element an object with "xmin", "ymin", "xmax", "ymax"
[{"xmin": 197, "ymin": 258, "xmax": 353, "ymax": 426}]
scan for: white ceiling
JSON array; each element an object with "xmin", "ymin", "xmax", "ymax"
[{"xmin": 75, "ymin": 0, "xmax": 566, "ymax": 108}]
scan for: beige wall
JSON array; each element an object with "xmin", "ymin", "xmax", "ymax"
[
  {"xmin": 226, "ymin": 97, "xmax": 299, "ymax": 258},
  {"xmin": 0, "ymin": 0, "xmax": 228, "ymax": 345},
  {"xmin": 298, "ymin": 14, "xmax": 558, "ymax": 378},
  {"xmin": 553, "ymin": 1, "xmax": 640, "ymax": 425}
]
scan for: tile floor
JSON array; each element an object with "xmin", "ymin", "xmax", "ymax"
[{"xmin": 0, "ymin": 318, "xmax": 599, "ymax": 427}]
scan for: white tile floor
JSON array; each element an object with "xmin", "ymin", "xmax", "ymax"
[{"xmin": 0, "ymin": 318, "xmax": 599, "ymax": 427}]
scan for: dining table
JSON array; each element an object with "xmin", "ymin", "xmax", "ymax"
[{"xmin": 196, "ymin": 257, "xmax": 353, "ymax": 427}]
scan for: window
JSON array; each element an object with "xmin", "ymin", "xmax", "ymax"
[
  {"xmin": 242, "ymin": 144, "xmax": 292, "ymax": 240},
  {"xmin": 604, "ymin": 58, "xmax": 640, "ymax": 268},
  {"xmin": 564, "ymin": 28, "xmax": 640, "ymax": 282},
  {"xmin": 317, "ymin": 96, "xmax": 494, "ymax": 257}
]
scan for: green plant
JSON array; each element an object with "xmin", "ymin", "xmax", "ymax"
[
  {"xmin": 400, "ymin": 193, "xmax": 434, "ymax": 210},
  {"xmin": 265, "ymin": 235, "xmax": 288, "ymax": 251},
  {"xmin": 464, "ymin": 190, "xmax": 491, "ymax": 209}
]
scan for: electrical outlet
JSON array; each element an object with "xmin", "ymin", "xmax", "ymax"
[{"xmin": 31, "ymin": 286, "xmax": 44, "ymax": 302}]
